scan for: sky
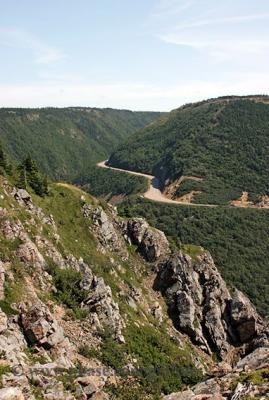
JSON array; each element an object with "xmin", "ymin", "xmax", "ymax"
[{"xmin": 1, "ymin": 0, "xmax": 269, "ymax": 111}]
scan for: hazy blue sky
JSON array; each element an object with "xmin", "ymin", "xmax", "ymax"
[{"xmin": 1, "ymin": 0, "xmax": 269, "ymax": 110}]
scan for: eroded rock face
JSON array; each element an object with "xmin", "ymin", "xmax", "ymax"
[
  {"xmin": 80, "ymin": 263, "xmax": 125, "ymax": 343},
  {"xmin": 0, "ymin": 261, "xmax": 6, "ymax": 300},
  {"xmin": 82, "ymin": 204, "xmax": 128, "ymax": 259},
  {"xmin": 236, "ymin": 347, "xmax": 269, "ymax": 370},
  {"xmin": 230, "ymin": 289, "xmax": 262, "ymax": 342},
  {"xmin": 126, "ymin": 218, "xmax": 170, "ymax": 262},
  {"xmin": 20, "ymin": 303, "xmax": 65, "ymax": 349},
  {"xmin": 156, "ymin": 251, "xmax": 263, "ymax": 361}
]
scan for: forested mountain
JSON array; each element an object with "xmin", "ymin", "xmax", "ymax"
[
  {"xmin": 0, "ymin": 107, "xmax": 162, "ymax": 181},
  {"xmin": 0, "ymin": 158, "xmax": 268, "ymax": 399},
  {"xmin": 109, "ymin": 96, "xmax": 269, "ymax": 204}
]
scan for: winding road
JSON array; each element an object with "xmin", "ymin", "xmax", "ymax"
[{"xmin": 97, "ymin": 160, "xmax": 216, "ymax": 207}]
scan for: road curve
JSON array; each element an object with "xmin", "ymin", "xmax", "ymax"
[{"xmin": 97, "ymin": 160, "xmax": 216, "ymax": 207}]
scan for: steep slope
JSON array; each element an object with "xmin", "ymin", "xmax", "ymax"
[
  {"xmin": 119, "ymin": 197, "xmax": 269, "ymax": 317},
  {"xmin": 109, "ymin": 95, "xmax": 269, "ymax": 205},
  {"xmin": 0, "ymin": 173, "xmax": 268, "ymax": 399},
  {"xmin": 0, "ymin": 107, "xmax": 162, "ymax": 181}
]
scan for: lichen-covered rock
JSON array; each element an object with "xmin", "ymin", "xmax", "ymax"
[
  {"xmin": 0, "ymin": 219, "xmax": 24, "ymax": 241},
  {"xmin": 17, "ymin": 238, "xmax": 46, "ymax": 269},
  {"xmin": 230, "ymin": 289, "xmax": 262, "ymax": 342},
  {"xmin": 0, "ymin": 261, "xmax": 6, "ymax": 300},
  {"xmin": 81, "ymin": 268, "xmax": 125, "ymax": 343},
  {"xmin": 0, "ymin": 309, "xmax": 8, "ymax": 333},
  {"xmin": 35, "ymin": 235, "xmax": 65, "ymax": 268},
  {"xmin": 126, "ymin": 217, "xmax": 170, "ymax": 262},
  {"xmin": 0, "ymin": 387, "xmax": 25, "ymax": 400},
  {"xmin": 0, "ymin": 320, "xmax": 28, "ymax": 366},
  {"xmin": 82, "ymin": 204, "xmax": 128, "ymax": 259},
  {"xmin": 156, "ymin": 251, "xmax": 264, "ymax": 361},
  {"xmin": 20, "ymin": 303, "xmax": 65, "ymax": 349},
  {"xmin": 12, "ymin": 188, "xmax": 33, "ymax": 209}
]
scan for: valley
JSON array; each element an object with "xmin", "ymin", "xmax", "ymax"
[
  {"xmin": 98, "ymin": 160, "xmax": 217, "ymax": 207},
  {"xmin": 0, "ymin": 96, "xmax": 269, "ymax": 399}
]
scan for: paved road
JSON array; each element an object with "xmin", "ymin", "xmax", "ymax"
[{"xmin": 97, "ymin": 160, "xmax": 217, "ymax": 207}]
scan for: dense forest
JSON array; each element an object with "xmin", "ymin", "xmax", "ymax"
[
  {"xmin": 76, "ymin": 166, "xmax": 148, "ymax": 200},
  {"xmin": 0, "ymin": 108, "xmax": 162, "ymax": 181},
  {"xmin": 119, "ymin": 196, "xmax": 269, "ymax": 317},
  {"xmin": 109, "ymin": 96, "xmax": 269, "ymax": 204}
]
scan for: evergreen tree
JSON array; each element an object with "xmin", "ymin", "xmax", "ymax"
[
  {"xmin": 17, "ymin": 166, "xmax": 27, "ymax": 189},
  {"xmin": 19, "ymin": 155, "xmax": 49, "ymax": 196}
]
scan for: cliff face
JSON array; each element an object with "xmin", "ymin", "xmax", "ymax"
[
  {"xmin": 156, "ymin": 251, "xmax": 267, "ymax": 363},
  {"xmin": 0, "ymin": 176, "xmax": 268, "ymax": 399}
]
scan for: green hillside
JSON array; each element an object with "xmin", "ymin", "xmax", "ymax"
[
  {"xmin": 109, "ymin": 96, "xmax": 269, "ymax": 204},
  {"xmin": 0, "ymin": 107, "xmax": 162, "ymax": 181}
]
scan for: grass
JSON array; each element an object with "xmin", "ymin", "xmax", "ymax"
[
  {"xmin": 0, "ymin": 278, "xmax": 25, "ymax": 315},
  {"xmin": 24, "ymin": 347, "xmax": 48, "ymax": 365},
  {"xmin": 180, "ymin": 244, "xmax": 206, "ymax": 262},
  {"xmin": 0, "ymin": 365, "xmax": 12, "ymax": 387},
  {"xmin": 230, "ymin": 369, "xmax": 269, "ymax": 391}
]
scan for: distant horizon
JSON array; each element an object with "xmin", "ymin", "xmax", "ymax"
[
  {"xmin": 1, "ymin": 0, "xmax": 269, "ymax": 110},
  {"xmin": 0, "ymin": 93, "xmax": 268, "ymax": 112}
]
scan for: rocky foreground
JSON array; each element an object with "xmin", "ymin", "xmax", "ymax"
[{"xmin": 0, "ymin": 177, "xmax": 268, "ymax": 399}]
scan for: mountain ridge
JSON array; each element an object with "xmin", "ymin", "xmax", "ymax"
[
  {"xmin": 109, "ymin": 95, "xmax": 269, "ymax": 205},
  {"xmin": 0, "ymin": 107, "xmax": 163, "ymax": 181}
]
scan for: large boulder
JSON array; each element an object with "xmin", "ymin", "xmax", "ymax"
[
  {"xmin": 0, "ymin": 388, "xmax": 25, "ymax": 400},
  {"xmin": 126, "ymin": 218, "xmax": 170, "ymax": 262},
  {"xmin": 236, "ymin": 347, "xmax": 269, "ymax": 370},
  {"xmin": 20, "ymin": 303, "xmax": 64, "ymax": 349}
]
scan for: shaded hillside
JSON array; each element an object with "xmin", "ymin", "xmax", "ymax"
[
  {"xmin": 0, "ymin": 107, "xmax": 162, "ymax": 181},
  {"xmin": 109, "ymin": 96, "xmax": 269, "ymax": 204}
]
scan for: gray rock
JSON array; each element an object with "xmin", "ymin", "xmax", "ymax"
[
  {"xmin": 20, "ymin": 303, "xmax": 65, "ymax": 349},
  {"xmin": 82, "ymin": 204, "xmax": 128, "ymax": 259},
  {"xmin": 82, "ymin": 274, "xmax": 125, "ymax": 343},
  {"xmin": 236, "ymin": 347, "xmax": 269, "ymax": 370},
  {"xmin": 230, "ymin": 289, "xmax": 262, "ymax": 342},
  {"xmin": 12, "ymin": 189, "xmax": 32, "ymax": 209},
  {"xmin": 0, "ymin": 262, "xmax": 5, "ymax": 300},
  {"xmin": 0, "ymin": 309, "xmax": 7, "ymax": 333},
  {"xmin": 127, "ymin": 218, "xmax": 170, "ymax": 262},
  {"xmin": 157, "ymin": 251, "xmax": 264, "ymax": 361},
  {"xmin": 0, "ymin": 387, "xmax": 25, "ymax": 400}
]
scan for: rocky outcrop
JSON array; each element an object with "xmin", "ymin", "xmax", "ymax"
[
  {"xmin": 230, "ymin": 289, "xmax": 262, "ymax": 343},
  {"xmin": 20, "ymin": 303, "xmax": 65, "ymax": 349},
  {"xmin": 82, "ymin": 204, "xmax": 128, "ymax": 259},
  {"xmin": 236, "ymin": 346, "xmax": 269, "ymax": 370},
  {"xmin": 126, "ymin": 217, "xmax": 170, "ymax": 262},
  {"xmin": 156, "ymin": 251, "xmax": 264, "ymax": 362},
  {"xmin": 164, "ymin": 347, "xmax": 269, "ymax": 400},
  {"xmin": 80, "ymin": 263, "xmax": 125, "ymax": 343},
  {"xmin": 0, "ymin": 261, "xmax": 6, "ymax": 300},
  {"xmin": 0, "ymin": 308, "xmax": 8, "ymax": 332}
]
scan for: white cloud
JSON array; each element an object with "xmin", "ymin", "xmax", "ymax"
[
  {"xmin": 0, "ymin": 74, "xmax": 269, "ymax": 111},
  {"xmin": 0, "ymin": 28, "xmax": 66, "ymax": 64},
  {"xmin": 152, "ymin": 1, "xmax": 269, "ymax": 62}
]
